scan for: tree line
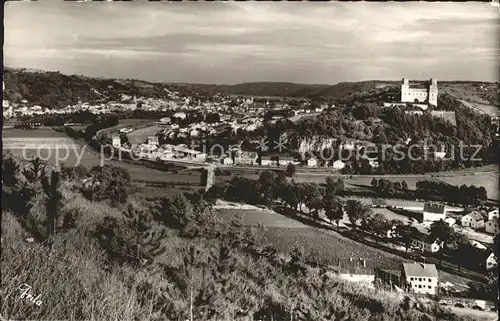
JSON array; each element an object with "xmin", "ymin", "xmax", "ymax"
[{"xmin": 415, "ymin": 180, "xmax": 488, "ymax": 205}]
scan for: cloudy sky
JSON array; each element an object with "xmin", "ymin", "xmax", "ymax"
[{"xmin": 4, "ymin": 1, "xmax": 499, "ymax": 84}]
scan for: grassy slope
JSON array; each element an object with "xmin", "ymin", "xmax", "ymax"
[
  {"xmin": 2, "ymin": 182, "xmax": 490, "ymax": 321},
  {"xmin": 440, "ymin": 82, "xmax": 500, "ymax": 116}
]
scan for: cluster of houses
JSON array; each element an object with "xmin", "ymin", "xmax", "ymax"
[
  {"xmin": 258, "ymin": 154, "xmax": 347, "ymax": 170},
  {"xmin": 158, "ymin": 116, "xmax": 263, "ymax": 141},
  {"xmin": 328, "ymin": 258, "xmax": 439, "ymax": 296},
  {"xmin": 461, "ymin": 208, "xmax": 499, "ymax": 235},
  {"xmin": 404, "ymin": 203, "xmax": 499, "ymax": 273},
  {"xmin": 112, "ymin": 135, "xmax": 208, "ymax": 163},
  {"xmin": 322, "ymin": 205, "xmax": 500, "ymax": 298}
]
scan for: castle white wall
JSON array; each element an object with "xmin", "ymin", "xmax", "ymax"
[{"xmin": 400, "ymin": 79, "xmax": 438, "ymax": 107}]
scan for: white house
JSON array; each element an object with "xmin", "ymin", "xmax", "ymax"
[
  {"xmin": 461, "ymin": 212, "xmax": 485, "ymax": 229},
  {"xmin": 112, "ymin": 136, "xmax": 121, "ymax": 148},
  {"xmin": 485, "ymin": 218, "xmax": 500, "ymax": 235},
  {"xmin": 385, "ymin": 225, "xmax": 397, "ymax": 239},
  {"xmin": 307, "ymin": 158, "xmax": 318, "ymax": 168},
  {"xmin": 260, "ymin": 156, "xmax": 275, "ymax": 166},
  {"xmin": 422, "ymin": 203, "xmax": 446, "ymax": 222},
  {"xmin": 148, "ymin": 136, "xmax": 159, "ymax": 148},
  {"xmin": 341, "ymin": 140, "xmax": 356, "ymax": 151},
  {"xmin": 173, "ymin": 112, "xmax": 187, "ymax": 120},
  {"xmin": 444, "ymin": 217, "xmax": 456, "ymax": 227},
  {"xmin": 332, "ymin": 160, "xmax": 346, "ymax": 170},
  {"xmin": 159, "ymin": 117, "xmax": 171, "ymax": 124},
  {"xmin": 411, "ymin": 234, "xmax": 442, "ymax": 253},
  {"xmin": 434, "ymin": 151, "xmax": 447, "ymax": 159},
  {"xmin": 222, "ymin": 157, "xmax": 233, "ymax": 165},
  {"xmin": 279, "ymin": 156, "xmax": 295, "ymax": 166},
  {"xmin": 488, "ymin": 209, "xmax": 499, "ymax": 221},
  {"xmin": 402, "ymin": 262, "xmax": 439, "ymax": 296},
  {"xmin": 486, "ymin": 252, "xmax": 498, "ymax": 271},
  {"xmin": 234, "ymin": 151, "xmax": 258, "ymax": 165}
]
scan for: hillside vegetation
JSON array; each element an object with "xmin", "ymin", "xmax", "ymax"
[
  {"xmin": 6, "ymin": 68, "xmax": 497, "ymax": 109},
  {"xmin": 184, "ymin": 81, "xmax": 401, "ymax": 100},
  {"xmin": 1, "ymin": 154, "xmax": 485, "ymax": 321},
  {"xmin": 3, "ymin": 68, "xmax": 211, "ymax": 108}
]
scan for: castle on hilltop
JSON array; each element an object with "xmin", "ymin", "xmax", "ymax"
[{"xmin": 400, "ymin": 78, "xmax": 438, "ymax": 107}]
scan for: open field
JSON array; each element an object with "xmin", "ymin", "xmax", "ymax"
[
  {"xmin": 3, "ymin": 127, "xmax": 71, "ymax": 138},
  {"xmin": 3, "ymin": 128, "xmax": 203, "ymax": 185},
  {"xmin": 290, "ymin": 173, "xmax": 499, "ymax": 200},
  {"xmin": 372, "ymin": 208, "xmax": 412, "ymax": 224},
  {"xmin": 264, "ymin": 226, "xmax": 474, "ymax": 285},
  {"xmin": 460, "ymin": 99, "xmax": 500, "ymax": 117},
  {"xmin": 118, "ymin": 118, "xmax": 154, "ymax": 125},
  {"xmin": 126, "ymin": 124, "xmax": 163, "ymax": 145},
  {"xmin": 216, "ymin": 208, "xmax": 308, "ymax": 229},
  {"xmin": 214, "ymin": 205, "xmax": 477, "ymax": 286},
  {"xmin": 98, "ymin": 119, "xmax": 160, "ymax": 141},
  {"xmin": 441, "ymin": 82, "xmax": 500, "ymax": 115},
  {"xmin": 435, "ymin": 173, "xmax": 499, "ymax": 201}
]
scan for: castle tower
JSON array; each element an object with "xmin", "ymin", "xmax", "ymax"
[
  {"xmin": 428, "ymin": 78, "xmax": 438, "ymax": 107},
  {"xmin": 401, "ymin": 78, "xmax": 410, "ymax": 102}
]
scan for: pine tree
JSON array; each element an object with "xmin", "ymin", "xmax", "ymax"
[
  {"xmin": 2, "ymin": 154, "xmax": 20, "ymax": 187},
  {"xmin": 41, "ymin": 170, "xmax": 63, "ymax": 237},
  {"xmin": 121, "ymin": 203, "xmax": 166, "ymax": 265},
  {"xmin": 22, "ymin": 157, "xmax": 45, "ymax": 184}
]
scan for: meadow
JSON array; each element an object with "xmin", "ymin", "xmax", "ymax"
[
  {"xmin": 3, "ymin": 127, "xmax": 203, "ymax": 185},
  {"xmin": 126, "ymin": 124, "xmax": 163, "ymax": 145},
  {"xmin": 290, "ymin": 173, "xmax": 499, "ymax": 201},
  {"xmin": 435, "ymin": 173, "xmax": 499, "ymax": 201},
  {"xmin": 214, "ymin": 207, "xmax": 476, "ymax": 286},
  {"xmin": 215, "ymin": 208, "xmax": 308, "ymax": 229}
]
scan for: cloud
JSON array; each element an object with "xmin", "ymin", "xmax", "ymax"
[{"xmin": 4, "ymin": 1, "xmax": 499, "ymax": 84}]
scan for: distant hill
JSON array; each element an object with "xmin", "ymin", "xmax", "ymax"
[
  {"xmin": 2, "ymin": 68, "xmax": 211, "ymax": 108},
  {"xmin": 191, "ymin": 80, "xmax": 403, "ymax": 99},
  {"xmin": 3, "ymin": 67, "xmax": 498, "ymax": 110},
  {"xmin": 192, "ymin": 82, "xmax": 330, "ymax": 98}
]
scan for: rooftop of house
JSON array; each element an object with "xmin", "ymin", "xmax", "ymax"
[
  {"xmin": 463, "ymin": 211, "xmax": 485, "ymax": 221},
  {"xmin": 236, "ymin": 151, "xmax": 258, "ymax": 158},
  {"xmin": 423, "ymin": 203, "xmax": 446, "ymax": 214},
  {"xmin": 329, "ymin": 258, "xmax": 375, "ymax": 276},
  {"xmin": 402, "ymin": 262, "xmax": 438, "ymax": 278},
  {"xmin": 412, "ymin": 232, "xmax": 439, "ymax": 244},
  {"xmin": 375, "ymin": 268, "xmax": 402, "ymax": 278}
]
